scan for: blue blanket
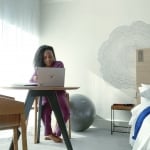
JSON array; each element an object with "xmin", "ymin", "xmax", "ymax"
[{"xmin": 132, "ymin": 106, "xmax": 150, "ymax": 140}]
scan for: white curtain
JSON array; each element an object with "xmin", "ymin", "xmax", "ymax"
[{"xmin": 0, "ymin": 0, "xmax": 40, "ymax": 97}]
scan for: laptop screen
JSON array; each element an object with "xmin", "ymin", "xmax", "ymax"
[{"xmin": 36, "ymin": 67, "xmax": 65, "ymax": 86}]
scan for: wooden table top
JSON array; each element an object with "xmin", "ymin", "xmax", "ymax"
[{"xmin": 1, "ymin": 84, "xmax": 80, "ymax": 91}]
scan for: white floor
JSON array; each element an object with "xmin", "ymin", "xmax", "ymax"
[{"xmin": 0, "ymin": 116, "xmax": 132, "ymax": 150}]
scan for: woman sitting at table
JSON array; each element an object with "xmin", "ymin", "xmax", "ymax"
[{"xmin": 30, "ymin": 45, "xmax": 70, "ymax": 143}]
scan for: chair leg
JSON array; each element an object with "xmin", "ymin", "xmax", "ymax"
[
  {"xmin": 33, "ymin": 97, "xmax": 42, "ymax": 144},
  {"xmin": 34, "ymin": 97, "xmax": 38, "ymax": 144},
  {"xmin": 66, "ymin": 93, "xmax": 71, "ymax": 138},
  {"xmin": 13, "ymin": 127, "xmax": 18, "ymax": 150},
  {"xmin": 68, "ymin": 118, "xmax": 71, "ymax": 139},
  {"xmin": 20, "ymin": 114, "xmax": 27, "ymax": 150},
  {"xmin": 37, "ymin": 97, "xmax": 42, "ymax": 143}
]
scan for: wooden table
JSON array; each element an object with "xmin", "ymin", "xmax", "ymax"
[{"xmin": 2, "ymin": 85, "xmax": 79, "ymax": 150}]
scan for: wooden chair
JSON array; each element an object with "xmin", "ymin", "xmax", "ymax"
[
  {"xmin": 33, "ymin": 92, "xmax": 71, "ymax": 144},
  {"xmin": 0, "ymin": 95, "xmax": 27, "ymax": 150}
]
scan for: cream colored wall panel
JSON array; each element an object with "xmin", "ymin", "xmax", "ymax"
[
  {"xmin": 136, "ymin": 48, "xmax": 150, "ymax": 103},
  {"xmin": 136, "ymin": 71, "xmax": 150, "ymax": 85},
  {"xmin": 136, "ymin": 64, "xmax": 150, "ymax": 71}
]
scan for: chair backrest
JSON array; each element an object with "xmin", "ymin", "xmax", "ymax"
[{"xmin": 0, "ymin": 95, "xmax": 24, "ymax": 115}]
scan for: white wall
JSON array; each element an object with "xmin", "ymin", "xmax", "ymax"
[{"xmin": 40, "ymin": 0, "xmax": 150, "ymax": 121}]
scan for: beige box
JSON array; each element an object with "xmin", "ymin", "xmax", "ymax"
[{"xmin": 136, "ymin": 48, "xmax": 150, "ymax": 103}]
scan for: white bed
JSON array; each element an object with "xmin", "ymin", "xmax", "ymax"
[{"xmin": 129, "ymin": 84, "xmax": 150, "ymax": 150}]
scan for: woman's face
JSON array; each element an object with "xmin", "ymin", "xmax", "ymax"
[{"xmin": 43, "ymin": 50, "xmax": 55, "ymax": 67}]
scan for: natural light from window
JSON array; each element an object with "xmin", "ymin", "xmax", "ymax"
[{"xmin": 0, "ymin": 19, "xmax": 39, "ymax": 99}]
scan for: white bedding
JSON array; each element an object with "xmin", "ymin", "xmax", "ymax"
[
  {"xmin": 132, "ymin": 115, "xmax": 150, "ymax": 150},
  {"xmin": 129, "ymin": 100, "xmax": 150, "ymax": 150}
]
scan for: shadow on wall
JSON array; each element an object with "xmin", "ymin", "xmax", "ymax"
[{"xmin": 98, "ymin": 21, "xmax": 150, "ymax": 97}]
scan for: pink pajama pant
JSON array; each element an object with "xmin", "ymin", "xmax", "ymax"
[{"xmin": 41, "ymin": 91, "xmax": 70, "ymax": 136}]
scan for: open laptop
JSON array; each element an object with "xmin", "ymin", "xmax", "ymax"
[{"xmin": 36, "ymin": 67, "xmax": 65, "ymax": 86}]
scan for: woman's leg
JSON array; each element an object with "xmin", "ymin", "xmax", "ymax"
[
  {"xmin": 41, "ymin": 100, "xmax": 63, "ymax": 143},
  {"xmin": 54, "ymin": 92, "xmax": 70, "ymax": 136},
  {"xmin": 41, "ymin": 104, "xmax": 53, "ymax": 136}
]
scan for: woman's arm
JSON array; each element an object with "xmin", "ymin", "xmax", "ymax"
[
  {"xmin": 30, "ymin": 71, "xmax": 38, "ymax": 83},
  {"xmin": 54, "ymin": 61, "xmax": 64, "ymax": 68}
]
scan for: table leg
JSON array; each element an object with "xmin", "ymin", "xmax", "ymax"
[
  {"xmin": 24, "ymin": 91, "xmax": 36, "ymax": 119},
  {"xmin": 47, "ymin": 91, "xmax": 73, "ymax": 150}
]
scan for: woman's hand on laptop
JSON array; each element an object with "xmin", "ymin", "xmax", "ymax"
[{"xmin": 32, "ymin": 75, "xmax": 38, "ymax": 82}]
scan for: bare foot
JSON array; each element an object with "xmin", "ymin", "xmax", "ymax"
[{"xmin": 45, "ymin": 134, "xmax": 63, "ymax": 143}]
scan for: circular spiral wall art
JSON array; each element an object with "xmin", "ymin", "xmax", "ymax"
[{"xmin": 98, "ymin": 21, "xmax": 150, "ymax": 91}]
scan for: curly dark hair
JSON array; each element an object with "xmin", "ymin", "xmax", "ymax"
[{"xmin": 33, "ymin": 45, "xmax": 56, "ymax": 67}]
